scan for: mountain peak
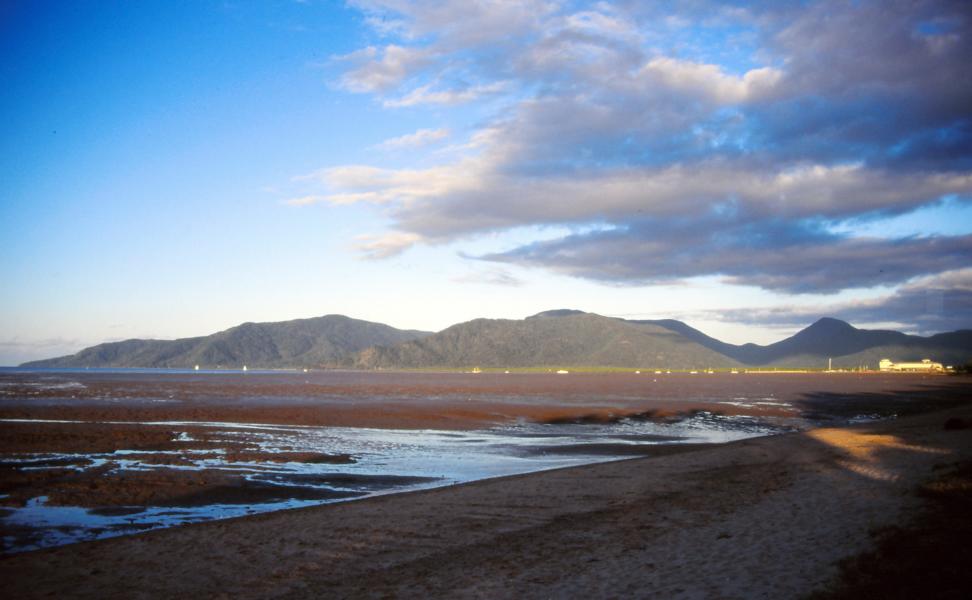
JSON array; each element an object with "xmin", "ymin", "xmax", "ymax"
[
  {"xmin": 785, "ymin": 318, "xmax": 858, "ymax": 347},
  {"xmin": 527, "ymin": 309, "xmax": 588, "ymax": 319},
  {"xmin": 805, "ymin": 317, "xmax": 856, "ymax": 333}
]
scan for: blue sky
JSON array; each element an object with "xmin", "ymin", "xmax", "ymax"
[{"xmin": 1, "ymin": 0, "xmax": 970, "ymax": 365}]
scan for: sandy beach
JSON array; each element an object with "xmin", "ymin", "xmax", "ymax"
[
  {"xmin": 2, "ymin": 371, "xmax": 967, "ymax": 535},
  {"xmin": 3, "ymin": 392, "xmax": 970, "ymax": 599}
]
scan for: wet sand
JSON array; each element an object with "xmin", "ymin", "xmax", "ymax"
[
  {"xmin": 2, "ymin": 395, "xmax": 971, "ymax": 598},
  {"xmin": 1, "ymin": 370, "xmax": 965, "ymax": 428},
  {"xmin": 0, "ymin": 421, "xmax": 357, "ymax": 511},
  {"xmin": 2, "ymin": 372, "xmax": 967, "ymax": 522}
]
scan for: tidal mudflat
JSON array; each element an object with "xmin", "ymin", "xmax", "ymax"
[{"xmin": 1, "ymin": 369, "xmax": 966, "ymax": 554}]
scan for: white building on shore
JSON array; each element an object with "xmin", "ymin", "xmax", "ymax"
[{"xmin": 878, "ymin": 358, "xmax": 944, "ymax": 373}]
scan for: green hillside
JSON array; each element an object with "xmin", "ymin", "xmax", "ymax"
[
  {"xmin": 20, "ymin": 310, "xmax": 972, "ymax": 371},
  {"xmin": 22, "ymin": 315, "xmax": 431, "ymax": 369},
  {"xmin": 356, "ymin": 313, "xmax": 741, "ymax": 369}
]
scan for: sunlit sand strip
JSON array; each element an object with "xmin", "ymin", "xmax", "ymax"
[{"xmin": 808, "ymin": 429, "xmax": 953, "ymax": 482}]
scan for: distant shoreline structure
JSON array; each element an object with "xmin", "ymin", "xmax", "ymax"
[{"xmin": 878, "ymin": 358, "xmax": 945, "ymax": 373}]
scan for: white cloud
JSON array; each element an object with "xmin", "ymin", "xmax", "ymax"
[
  {"xmin": 376, "ymin": 127, "xmax": 450, "ymax": 150},
  {"xmin": 354, "ymin": 232, "xmax": 424, "ymax": 259},
  {"xmin": 337, "ymin": 45, "xmax": 432, "ymax": 93},
  {"xmin": 563, "ymin": 8, "xmax": 640, "ymax": 41},
  {"xmin": 349, "ymin": 0, "xmax": 558, "ymax": 47},
  {"xmin": 384, "ymin": 82, "xmax": 507, "ymax": 107},
  {"xmin": 294, "ymin": 158, "xmax": 490, "ymax": 211},
  {"xmin": 640, "ymin": 57, "xmax": 782, "ymax": 104}
]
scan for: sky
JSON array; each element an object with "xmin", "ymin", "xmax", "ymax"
[{"xmin": 1, "ymin": 0, "xmax": 971, "ymax": 365}]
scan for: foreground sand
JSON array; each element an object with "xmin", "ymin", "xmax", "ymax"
[{"xmin": 3, "ymin": 402, "xmax": 971, "ymax": 599}]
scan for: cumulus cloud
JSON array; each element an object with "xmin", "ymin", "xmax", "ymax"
[
  {"xmin": 639, "ymin": 58, "xmax": 782, "ymax": 104},
  {"xmin": 304, "ymin": 0, "xmax": 972, "ymax": 298}
]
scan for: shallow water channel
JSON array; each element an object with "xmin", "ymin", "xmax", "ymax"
[{"xmin": 1, "ymin": 412, "xmax": 791, "ymax": 554}]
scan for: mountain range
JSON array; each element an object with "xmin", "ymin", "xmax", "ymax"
[
  {"xmin": 21, "ymin": 310, "xmax": 972, "ymax": 370},
  {"xmin": 22, "ymin": 315, "xmax": 430, "ymax": 369}
]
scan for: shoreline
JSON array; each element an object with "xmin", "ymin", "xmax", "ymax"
[
  {"xmin": 2, "ymin": 370, "xmax": 969, "ymax": 561},
  {"xmin": 4, "ymin": 365, "xmax": 959, "ymax": 374},
  {"xmin": 3, "ymin": 402, "xmax": 971, "ymax": 598},
  {"xmin": 2, "ymin": 370, "xmax": 963, "ymax": 430}
]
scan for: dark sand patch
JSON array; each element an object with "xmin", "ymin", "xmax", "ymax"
[
  {"xmin": 118, "ymin": 450, "xmax": 356, "ymax": 465},
  {"xmin": 523, "ymin": 442, "xmax": 712, "ymax": 457},
  {"xmin": 156, "ymin": 480, "xmax": 367, "ymax": 507},
  {"xmin": 807, "ymin": 458, "xmax": 972, "ymax": 600},
  {"xmin": 1, "ymin": 466, "xmax": 79, "ymax": 505},
  {"xmin": 251, "ymin": 472, "xmax": 440, "ymax": 491},
  {"xmin": 219, "ymin": 451, "xmax": 355, "ymax": 464},
  {"xmin": 87, "ymin": 506, "xmax": 147, "ymax": 517},
  {"xmin": 0, "ymin": 423, "xmax": 185, "ymax": 454},
  {"xmin": 503, "ymin": 431, "xmax": 686, "ymax": 442},
  {"xmin": 3, "ymin": 468, "xmax": 370, "ymax": 510},
  {"xmin": 1, "ymin": 457, "xmax": 94, "ymax": 469}
]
